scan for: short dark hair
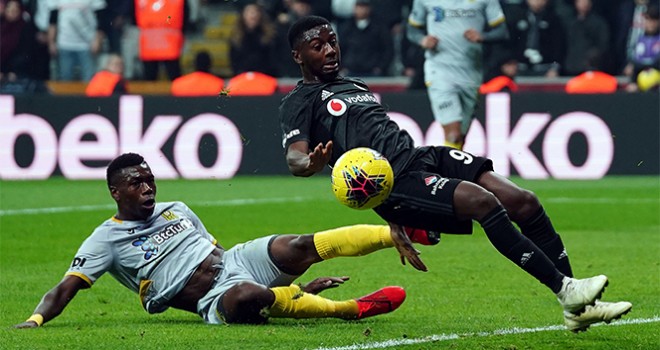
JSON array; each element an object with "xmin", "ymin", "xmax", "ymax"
[
  {"xmin": 195, "ymin": 51, "xmax": 212, "ymax": 72},
  {"xmin": 287, "ymin": 15, "xmax": 331, "ymax": 49},
  {"xmin": 106, "ymin": 153, "xmax": 145, "ymax": 188}
]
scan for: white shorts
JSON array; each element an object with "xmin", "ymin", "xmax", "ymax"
[
  {"xmin": 196, "ymin": 235, "xmax": 298, "ymax": 324},
  {"xmin": 424, "ymin": 64, "xmax": 480, "ymax": 132}
]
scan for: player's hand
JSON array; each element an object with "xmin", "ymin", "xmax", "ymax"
[
  {"xmin": 388, "ymin": 222, "xmax": 427, "ymax": 272},
  {"xmin": 420, "ymin": 35, "xmax": 439, "ymax": 50},
  {"xmin": 307, "ymin": 141, "xmax": 333, "ymax": 173},
  {"xmin": 301, "ymin": 276, "xmax": 349, "ymax": 294},
  {"xmin": 14, "ymin": 321, "xmax": 39, "ymax": 329},
  {"xmin": 463, "ymin": 29, "xmax": 482, "ymax": 43}
]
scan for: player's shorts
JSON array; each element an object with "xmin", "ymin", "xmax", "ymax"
[
  {"xmin": 197, "ymin": 235, "xmax": 298, "ymax": 324},
  {"xmin": 374, "ymin": 146, "xmax": 493, "ymax": 234},
  {"xmin": 425, "ymin": 66, "xmax": 480, "ymax": 133}
]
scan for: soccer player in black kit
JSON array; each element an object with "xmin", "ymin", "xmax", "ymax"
[{"xmin": 278, "ymin": 15, "xmax": 632, "ymax": 333}]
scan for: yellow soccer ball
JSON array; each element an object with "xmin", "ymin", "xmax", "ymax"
[{"xmin": 331, "ymin": 147, "xmax": 394, "ymax": 210}]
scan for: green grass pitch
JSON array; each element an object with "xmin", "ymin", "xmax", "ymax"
[{"xmin": 1, "ymin": 176, "xmax": 658, "ymax": 350}]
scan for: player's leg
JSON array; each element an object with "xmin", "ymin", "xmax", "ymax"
[
  {"xmin": 268, "ymin": 225, "xmax": 394, "ymax": 276},
  {"xmin": 426, "ymin": 76, "xmax": 464, "ymax": 149},
  {"xmin": 220, "ymin": 281, "xmax": 405, "ymax": 324},
  {"xmin": 213, "ymin": 231, "xmax": 401, "ymax": 324},
  {"xmin": 476, "ymin": 171, "xmax": 633, "ymax": 331},
  {"xmin": 457, "ymin": 84, "xmax": 480, "ymax": 149},
  {"xmin": 476, "ymin": 171, "xmax": 573, "ymax": 277}
]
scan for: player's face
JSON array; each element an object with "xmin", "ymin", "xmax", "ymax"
[
  {"xmin": 294, "ymin": 24, "xmax": 341, "ymax": 83},
  {"xmin": 111, "ymin": 163, "xmax": 157, "ymax": 221}
]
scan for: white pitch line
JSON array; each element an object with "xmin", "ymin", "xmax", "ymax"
[
  {"xmin": 546, "ymin": 198, "xmax": 659, "ymax": 204},
  {"xmin": 1, "ymin": 196, "xmax": 656, "ymax": 217},
  {"xmin": 311, "ymin": 316, "xmax": 660, "ymax": 350},
  {"xmin": 0, "ymin": 196, "xmax": 324, "ymax": 217}
]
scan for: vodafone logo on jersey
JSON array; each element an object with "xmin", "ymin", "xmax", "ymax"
[{"xmin": 327, "ymin": 99, "xmax": 347, "ymax": 116}]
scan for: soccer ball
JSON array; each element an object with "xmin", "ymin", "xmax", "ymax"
[{"xmin": 331, "ymin": 147, "xmax": 394, "ymax": 210}]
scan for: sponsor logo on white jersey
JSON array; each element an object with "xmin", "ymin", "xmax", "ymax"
[{"xmin": 327, "ymin": 98, "xmax": 347, "ymax": 116}]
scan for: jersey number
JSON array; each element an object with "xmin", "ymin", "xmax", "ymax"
[{"xmin": 449, "ymin": 149, "xmax": 473, "ymax": 165}]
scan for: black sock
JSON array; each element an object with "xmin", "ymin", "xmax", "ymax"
[
  {"xmin": 480, "ymin": 207, "xmax": 565, "ymax": 293},
  {"xmin": 518, "ymin": 207, "xmax": 573, "ymax": 277}
]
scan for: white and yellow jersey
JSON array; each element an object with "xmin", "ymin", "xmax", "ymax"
[
  {"xmin": 66, "ymin": 201, "xmax": 217, "ymax": 314},
  {"xmin": 409, "ymin": 0, "xmax": 505, "ymax": 84}
]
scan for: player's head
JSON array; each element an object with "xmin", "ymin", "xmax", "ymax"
[
  {"xmin": 106, "ymin": 153, "xmax": 157, "ymax": 221},
  {"xmin": 195, "ymin": 51, "xmax": 212, "ymax": 73},
  {"xmin": 288, "ymin": 16, "xmax": 341, "ymax": 83}
]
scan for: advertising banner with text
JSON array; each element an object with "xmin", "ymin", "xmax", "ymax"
[{"xmin": 1, "ymin": 92, "xmax": 657, "ymax": 180}]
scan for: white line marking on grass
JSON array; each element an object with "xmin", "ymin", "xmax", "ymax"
[
  {"xmin": 546, "ymin": 198, "xmax": 659, "ymax": 204},
  {"xmin": 0, "ymin": 197, "xmax": 321, "ymax": 217},
  {"xmin": 311, "ymin": 316, "xmax": 660, "ymax": 350},
  {"xmin": 2, "ymin": 196, "xmax": 656, "ymax": 217}
]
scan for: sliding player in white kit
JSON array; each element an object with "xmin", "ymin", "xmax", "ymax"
[{"xmin": 15, "ymin": 153, "xmax": 422, "ymax": 328}]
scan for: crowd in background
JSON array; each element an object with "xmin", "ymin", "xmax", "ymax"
[{"xmin": 1, "ymin": 0, "xmax": 659, "ymax": 93}]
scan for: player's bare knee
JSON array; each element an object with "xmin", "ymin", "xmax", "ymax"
[
  {"xmin": 222, "ymin": 282, "xmax": 273, "ymax": 324},
  {"xmin": 515, "ymin": 188, "xmax": 541, "ymax": 220},
  {"xmin": 270, "ymin": 234, "xmax": 317, "ymax": 274}
]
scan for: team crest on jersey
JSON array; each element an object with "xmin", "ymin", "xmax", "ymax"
[
  {"xmin": 327, "ymin": 98, "xmax": 347, "ymax": 116},
  {"xmin": 161, "ymin": 210, "xmax": 177, "ymax": 221},
  {"xmin": 321, "ymin": 90, "xmax": 334, "ymax": 101}
]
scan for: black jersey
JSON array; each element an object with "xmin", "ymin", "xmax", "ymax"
[{"xmin": 279, "ymin": 77, "xmax": 421, "ymax": 174}]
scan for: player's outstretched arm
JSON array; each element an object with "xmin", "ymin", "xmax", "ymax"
[
  {"xmin": 14, "ymin": 275, "xmax": 88, "ymax": 329},
  {"xmin": 301, "ymin": 276, "xmax": 350, "ymax": 294},
  {"xmin": 286, "ymin": 140, "xmax": 333, "ymax": 177},
  {"xmin": 388, "ymin": 222, "xmax": 428, "ymax": 272}
]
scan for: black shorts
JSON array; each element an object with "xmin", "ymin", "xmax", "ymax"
[{"xmin": 374, "ymin": 146, "xmax": 493, "ymax": 234}]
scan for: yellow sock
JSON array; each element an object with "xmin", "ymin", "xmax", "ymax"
[
  {"xmin": 268, "ymin": 284, "xmax": 358, "ymax": 319},
  {"xmin": 313, "ymin": 224, "xmax": 393, "ymax": 260},
  {"xmin": 444, "ymin": 140, "xmax": 464, "ymax": 150}
]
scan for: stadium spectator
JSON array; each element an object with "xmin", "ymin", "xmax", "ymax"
[
  {"xmin": 614, "ymin": 0, "xmax": 657, "ymax": 75},
  {"xmin": 562, "ymin": 0, "xmax": 611, "ymax": 76},
  {"xmin": 506, "ymin": 0, "xmax": 565, "ymax": 78},
  {"xmin": 135, "ymin": 0, "xmax": 187, "ymax": 81},
  {"xmin": 24, "ymin": 0, "xmax": 52, "ymax": 80},
  {"xmin": 624, "ymin": 4, "xmax": 660, "ymax": 91},
  {"xmin": 565, "ymin": 70, "xmax": 618, "ymax": 93},
  {"xmin": 229, "ymin": 2, "xmax": 278, "ymax": 77},
  {"xmin": 337, "ymin": 0, "xmax": 393, "ymax": 77},
  {"xmin": 399, "ymin": 23, "xmax": 426, "ymax": 90},
  {"xmin": 85, "ymin": 54, "xmax": 127, "ymax": 96},
  {"xmin": 280, "ymin": 16, "xmax": 633, "ymax": 333},
  {"xmin": 14, "ymin": 153, "xmax": 408, "ymax": 328},
  {"xmin": 48, "ymin": 0, "xmax": 106, "ymax": 82},
  {"xmin": 98, "ymin": 0, "xmax": 131, "ymax": 54},
  {"xmin": 226, "ymin": 71, "xmax": 278, "ymax": 95},
  {"xmin": 171, "ymin": 51, "xmax": 225, "ymax": 96},
  {"xmin": 480, "ymin": 55, "xmax": 520, "ymax": 94},
  {"xmin": 407, "ymin": 0, "xmax": 509, "ymax": 150},
  {"xmin": 273, "ymin": 0, "xmax": 314, "ymax": 77},
  {"xmin": 0, "ymin": 0, "xmax": 36, "ymax": 81}
]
